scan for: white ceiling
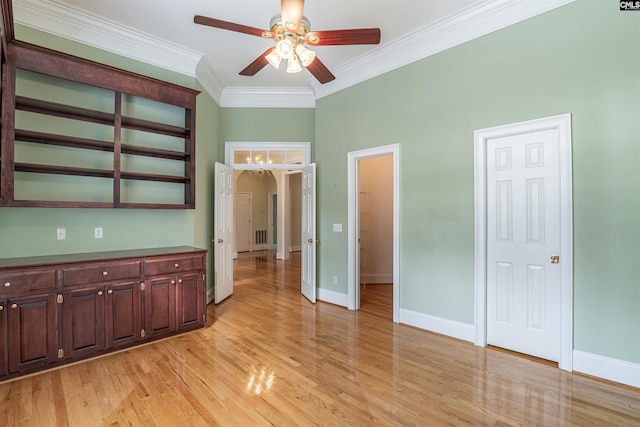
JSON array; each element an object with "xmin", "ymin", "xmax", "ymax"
[{"xmin": 13, "ymin": 0, "xmax": 573, "ymax": 107}]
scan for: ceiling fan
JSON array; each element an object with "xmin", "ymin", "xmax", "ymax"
[{"xmin": 194, "ymin": 0, "xmax": 381, "ymax": 84}]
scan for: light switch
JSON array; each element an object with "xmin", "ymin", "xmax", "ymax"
[{"xmin": 332, "ymin": 223, "xmax": 342, "ymax": 232}]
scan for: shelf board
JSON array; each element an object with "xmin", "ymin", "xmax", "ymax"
[
  {"xmin": 121, "ymin": 116, "xmax": 189, "ymax": 138},
  {"xmin": 15, "ymin": 163, "xmax": 114, "ymax": 178},
  {"xmin": 16, "ymin": 96, "xmax": 115, "ymax": 126},
  {"xmin": 120, "ymin": 171, "xmax": 189, "ymax": 184},
  {"xmin": 120, "ymin": 143, "xmax": 188, "ymax": 161},
  {"xmin": 15, "ymin": 129, "xmax": 114, "ymax": 153}
]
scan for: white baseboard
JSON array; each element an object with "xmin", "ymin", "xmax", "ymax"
[
  {"xmin": 289, "ymin": 246, "xmax": 301, "ymax": 252},
  {"xmin": 252, "ymin": 244, "xmax": 268, "ymax": 251},
  {"xmin": 573, "ymin": 350, "xmax": 640, "ymax": 389},
  {"xmin": 361, "ymin": 273, "xmax": 393, "ymax": 284},
  {"xmin": 317, "ymin": 288, "xmax": 348, "ymax": 307},
  {"xmin": 399, "ymin": 308, "xmax": 475, "ymax": 343},
  {"xmin": 276, "ymin": 252, "xmax": 284, "ymax": 260}
]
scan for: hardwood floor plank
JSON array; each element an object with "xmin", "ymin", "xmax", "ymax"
[{"xmin": 0, "ymin": 250, "xmax": 639, "ymax": 425}]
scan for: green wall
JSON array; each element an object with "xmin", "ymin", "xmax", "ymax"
[{"xmin": 315, "ymin": 0, "xmax": 640, "ymax": 362}]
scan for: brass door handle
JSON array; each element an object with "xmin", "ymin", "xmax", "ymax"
[
  {"xmin": 217, "ymin": 238, "xmax": 223, "ymax": 244},
  {"xmin": 308, "ymin": 238, "xmax": 313, "ymax": 243},
  {"xmin": 550, "ymin": 255, "xmax": 560, "ymax": 264}
]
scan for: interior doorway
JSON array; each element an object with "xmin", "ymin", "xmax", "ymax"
[
  {"xmin": 347, "ymin": 144, "xmax": 400, "ymax": 322},
  {"xmin": 358, "ymin": 155, "xmax": 394, "ymax": 319}
]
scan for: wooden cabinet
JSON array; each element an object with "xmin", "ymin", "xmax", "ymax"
[
  {"xmin": 143, "ymin": 254, "xmax": 206, "ymax": 340},
  {"xmin": 7, "ymin": 293, "xmax": 59, "ymax": 375},
  {"xmin": 0, "ymin": 246, "xmax": 207, "ymax": 381}
]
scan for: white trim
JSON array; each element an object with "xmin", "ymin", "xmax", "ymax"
[
  {"xmin": 311, "ymin": 0, "xmax": 576, "ymax": 99},
  {"xmin": 14, "ymin": 0, "xmax": 202, "ymax": 77},
  {"xmin": 399, "ymin": 309, "xmax": 475, "ymax": 343},
  {"xmin": 474, "ymin": 113, "xmax": 573, "ymax": 371},
  {"xmin": 347, "ymin": 144, "xmax": 400, "ymax": 323},
  {"xmin": 219, "ymin": 87, "xmax": 315, "ymax": 108},
  {"xmin": 289, "ymin": 246, "xmax": 301, "ymax": 253},
  {"xmin": 573, "ymin": 351, "xmax": 640, "ymax": 389},
  {"xmin": 317, "ymin": 288, "xmax": 348, "ymax": 308},
  {"xmin": 196, "ymin": 58, "xmax": 223, "ymax": 105}
]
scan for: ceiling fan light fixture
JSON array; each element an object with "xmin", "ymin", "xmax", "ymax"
[
  {"xmin": 266, "ymin": 50, "xmax": 282, "ymax": 69},
  {"xmin": 286, "ymin": 56, "xmax": 302, "ymax": 73},
  {"xmin": 295, "ymin": 44, "xmax": 315, "ymax": 67},
  {"xmin": 275, "ymin": 39, "xmax": 294, "ymax": 59}
]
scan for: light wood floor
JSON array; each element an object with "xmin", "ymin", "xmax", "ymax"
[{"xmin": 1, "ymin": 250, "xmax": 640, "ymax": 426}]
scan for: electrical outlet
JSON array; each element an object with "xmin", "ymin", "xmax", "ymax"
[
  {"xmin": 56, "ymin": 228, "xmax": 66, "ymax": 240},
  {"xmin": 94, "ymin": 227, "xmax": 103, "ymax": 239},
  {"xmin": 332, "ymin": 275, "xmax": 338, "ymax": 285}
]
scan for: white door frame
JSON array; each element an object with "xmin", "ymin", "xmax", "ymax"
[
  {"xmin": 347, "ymin": 143, "xmax": 400, "ymax": 322},
  {"xmin": 474, "ymin": 113, "xmax": 573, "ymax": 371}
]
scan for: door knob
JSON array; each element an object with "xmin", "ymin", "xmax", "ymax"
[
  {"xmin": 550, "ymin": 255, "xmax": 560, "ymax": 264},
  {"xmin": 218, "ymin": 238, "xmax": 223, "ymax": 244}
]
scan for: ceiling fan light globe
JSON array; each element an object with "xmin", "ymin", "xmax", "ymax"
[
  {"xmin": 286, "ymin": 56, "xmax": 302, "ymax": 73},
  {"xmin": 295, "ymin": 44, "xmax": 316, "ymax": 67},
  {"xmin": 275, "ymin": 39, "xmax": 294, "ymax": 59},
  {"xmin": 266, "ymin": 50, "xmax": 282, "ymax": 69}
]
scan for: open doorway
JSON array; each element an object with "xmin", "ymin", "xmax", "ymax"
[
  {"xmin": 358, "ymin": 154, "xmax": 393, "ymax": 319},
  {"xmin": 347, "ymin": 143, "xmax": 400, "ymax": 322}
]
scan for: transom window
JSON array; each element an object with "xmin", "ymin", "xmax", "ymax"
[{"xmin": 225, "ymin": 142, "xmax": 310, "ymax": 170}]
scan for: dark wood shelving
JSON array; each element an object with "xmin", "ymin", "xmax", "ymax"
[
  {"xmin": 15, "ymin": 129, "xmax": 115, "ymax": 153},
  {"xmin": 16, "ymin": 96, "xmax": 115, "ymax": 126},
  {"xmin": 0, "ymin": 30, "xmax": 200, "ymax": 209},
  {"xmin": 15, "ymin": 162, "xmax": 114, "ymax": 178}
]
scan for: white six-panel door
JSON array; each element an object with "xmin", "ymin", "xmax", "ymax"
[
  {"xmin": 301, "ymin": 164, "xmax": 316, "ymax": 303},
  {"xmin": 214, "ymin": 162, "xmax": 234, "ymax": 304},
  {"xmin": 486, "ymin": 129, "xmax": 561, "ymax": 361}
]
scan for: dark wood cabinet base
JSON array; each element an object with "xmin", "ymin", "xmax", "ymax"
[{"xmin": 0, "ymin": 246, "xmax": 207, "ymax": 381}]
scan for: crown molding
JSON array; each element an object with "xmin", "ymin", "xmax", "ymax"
[
  {"xmin": 219, "ymin": 87, "xmax": 315, "ymax": 109},
  {"xmin": 310, "ymin": 0, "xmax": 576, "ymax": 99},
  {"xmin": 13, "ymin": 0, "xmax": 202, "ymax": 77},
  {"xmin": 196, "ymin": 58, "xmax": 224, "ymax": 105}
]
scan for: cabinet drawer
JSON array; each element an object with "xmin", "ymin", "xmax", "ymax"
[
  {"xmin": 0, "ymin": 269, "xmax": 57, "ymax": 294},
  {"xmin": 63, "ymin": 262, "xmax": 141, "ymax": 286},
  {"xmin": 145, "ymin": 255, "xmax": 204, "ymax": 276}
]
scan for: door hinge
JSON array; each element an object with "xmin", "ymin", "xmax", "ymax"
[
  {"xmin": 140, "ymin": 282, "xmax": 145, "ymax": 291},
  {"xmin": 57, "ymin": 294, "xmax": 63, "ymax": 304},
  {"xmin": 141, "ymin": 329, "xmax": 146, "ymax": 338},
  {"xmin": 58, "ymin": 349, "xmax": 64, "ymax": 359}
]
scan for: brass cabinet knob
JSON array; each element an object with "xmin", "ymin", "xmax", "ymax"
[
  {"xmin": 11, "ymin": 303, "xmax": 17, "ymax": 309},
  {"xmin": 174, "ymin": 263, "xmax": 179, "ymax": 268},
  {"xmin": 178, "ymin": 279, "xmax": 183, "ymax": 284},
  {"xmin": 3, "ymin": 282, "xmax": 10, "ymax": 288},
  {"xmin": 102, "ymin": 271, "xmax": 108, "ymax": 276},
  {"xmin": 97, "ymin": 291, "xmax": 103, "ymax": 296},
  {"xmin": 107, "ymin": 290, "xmax": 113, "ymax": 295},
  {"xmin": 171, "ymin": 280, "xmax": 176, "ymax": 285},
  {"xmin": 0, "ymin": 305, "xmax": 3, "ymax": 311}
]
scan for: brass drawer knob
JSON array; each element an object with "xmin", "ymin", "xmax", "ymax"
[
  {"xmin": 0, "ymin": 305, "xmax": 3, "ymax": 311},
  {"xmin": 174, "ymin": 263, "xmax": 179, "ymax": 268},
  {"xmin": 107, "ymin": 290, "xmax": 113, "ymax": 295},
  {"xmin": 11, "ymin": 303, "xmax": 17, "ymax": 309},
  {"xmin": 178, "ymin": 279, "xmax": 183, "ymax": 284},
  {"xmin": 97, "ymin": 291, "xmax": 103, "ymax": 296},
  {"xmin": 171, "ymin": 280, "xmax": 176, "ymax": 285},
  {"xmin": 102, "ymin": 271, "xmax": 108, "ymax": 276},
  {"xmin": 3, "ymin": 282, "xmax": 10, "ymax": 288}
]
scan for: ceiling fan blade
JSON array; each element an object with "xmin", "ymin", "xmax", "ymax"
[
  {"xmin": 305, "ymin": 28, "xmax": 381, "ymax": 46},
  {"xmin": 306, "ymin": 57, "xmax": 335, "ymax": 84},
  {"xmin": 194, "ymin": 15, "xmax": 272, "ymax": 38},
  {"xmin": 281, "ymin": 0, "xmax": 304, "ymax": 31},
  {"xmin": 239, "ymin": 48, "xmax": 275, "ymax": 76}
]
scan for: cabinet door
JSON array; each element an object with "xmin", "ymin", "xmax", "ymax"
[
  {"xmin": 7, "ymin": 293, "xmax": 59, "ymax": 374},
  {"xmin": 105, "ymin": 282, "xmax": 141, "ymax": 349},
  {"xmin": 0, "ymin": 299, "xmax": 7, "ymax": 377},
  {"xmin": 176, "ymin": 273, "xmax": 204, "ymax": 331},
  {"xmin": 144, "ymin": 276, "xmax": 177, "ymax": 339},
  {"xmin": 63, "ymin": 287, "xmax": 105, "ymax": 361}
]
